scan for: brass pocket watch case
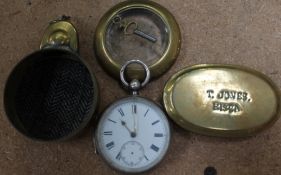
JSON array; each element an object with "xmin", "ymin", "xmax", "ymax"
[
  {"xmin": 94, "ymin": 0, "xmax": 181, "ymax": 80},
  {"xmin": 4, "ymin": 18, "xmax": 99, "ymax": 141}
]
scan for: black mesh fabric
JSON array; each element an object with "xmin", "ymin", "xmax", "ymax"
[{"xmin": 14, "ymin": 56, "xmax": 94, "ymax": 140}]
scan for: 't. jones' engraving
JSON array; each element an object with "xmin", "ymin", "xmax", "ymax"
[{"xmin": 206, "ymin": 89, "xmax": 251, "ymax": 114}]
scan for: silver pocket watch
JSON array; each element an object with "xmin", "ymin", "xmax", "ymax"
[{"xmin": 94, "ymin": 60, "xmax": 171, "ymax": 173}]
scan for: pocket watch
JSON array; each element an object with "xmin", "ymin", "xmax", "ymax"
[
  {"xmin": 94, "ymin": 0, "xmax": 181, "ymax": 80},
  {"xmin": 94, "ymin": 60, "xmax": 171, "ymax": 173}
]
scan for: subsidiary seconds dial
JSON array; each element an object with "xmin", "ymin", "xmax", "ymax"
[{"xmin": 95, "ymin": 97, "xmax": 171, "ymax": 173}]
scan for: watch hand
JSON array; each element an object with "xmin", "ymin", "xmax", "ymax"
[
  {"xmin": 132, "ymin": 104, "xmax": 138, "ymax": 136},
  {"xmin": 121, "ymin": 120, "xmax": 136, "ymax": 138},
  {"xmin": 133, "ymin": 112, "xmax": 137, "ymax": 135},
  {"xmin": 134, "ymin": 116, "xmax": 136, "ymax": 134}
]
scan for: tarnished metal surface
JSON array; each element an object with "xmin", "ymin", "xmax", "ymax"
[
  {"xmin": 163, "ymin": 64, "xmax": 280, "ymax": 137},
  {"xmin": 94, "ymin": 0, "xmax": 181, "ymax": 80},
  {"xmin": 40, "ymin": 19, "xmax": 78, "ymax": 52}
]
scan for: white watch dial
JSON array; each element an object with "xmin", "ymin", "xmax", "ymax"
[{"xmin": 95, "ymin": 97, "xmax": 171, "ymax": 173}]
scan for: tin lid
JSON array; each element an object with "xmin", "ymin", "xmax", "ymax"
[{"xmin": 163, "ymin": 64, "xmax": 281, "ymax": 137}]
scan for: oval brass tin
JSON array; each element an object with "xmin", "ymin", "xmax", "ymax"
[{"xmin": 163, "ymin": 64, "xmax": 280, "ymax": 137}]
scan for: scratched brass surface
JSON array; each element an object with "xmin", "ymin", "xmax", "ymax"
[
  {"xmin": 94, "ymin": 0, "xmax": 181, "ymax": 80},
  {"xmin": 163, "ymin": 64, "xmax": 280, "ymax": 137},
  {"xmin": 40, "ymin": 21, "xmax": 78, "ymax": 52}
]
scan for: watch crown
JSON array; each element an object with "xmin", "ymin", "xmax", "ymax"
[{"xmin": 130, "ymin": 79, "xmax": 141, "ymax": 95}]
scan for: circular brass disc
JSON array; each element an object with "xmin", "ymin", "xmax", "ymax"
[{"xmin": 94, "ymin": 0, "xmax": 181, "ymax": 80}]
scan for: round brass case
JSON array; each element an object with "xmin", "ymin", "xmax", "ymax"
[
  {"xmin": 163, "ymin": 64, "xmax": 280, "ymax": 137},
  {"xmin": 94, "ymin": 0, "xmax": 181, "ymax": 80},
  {"xmin": 4, "ymin": 19, "xmax": 99, "ymax": 141}
]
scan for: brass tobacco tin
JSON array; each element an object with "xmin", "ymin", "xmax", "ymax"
[{"xmin": 163, "ymin": 64, "xmax": 280, "ymax": 137}]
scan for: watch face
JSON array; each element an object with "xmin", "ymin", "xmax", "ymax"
[
  {"xmin": 95, "ymin": 97, "xmax": 171, "ymax": 173},
  {"xmin": 105, "ymin": 8, "xmax": 169, "ymax": 67}
]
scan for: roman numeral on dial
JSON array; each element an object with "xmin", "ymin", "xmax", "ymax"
[
  {"xmin": 150, "ymin": 144, "xmax": 159, "ymax": 152},
  {"xmin": 154, "ymin": 133, "xmax": 163, "ymax": 137},
  {"xmin": 144, "ymin": 155, "xmax": 149, "ymax": 161},
  {"xmin": 116, "ymin": 152, "xmax": 121, "ymax": 160},
  {"xmin": 103, "ymin": 131, "xmax": 112, "ymax": 135},
  {"xmin": 144, "ymin": 109, "xmax": 149, "ymax": 117},
  {"xmin": 132, "ymin": 104, "xmax": 137, "ymax": 114},
  {"xmin": 118, "ymin": 108, "xmax": 125, "ymax": 116},
  {"xmin": 106, "ymin": 141, "xmax": 114, "ymax": 150},
  {"xmin": 152, "ymin": 120, "xmax": 160, "ymax": 125}
]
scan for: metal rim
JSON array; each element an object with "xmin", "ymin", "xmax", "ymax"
[
  {"xmin": 4, "ymin": 48, "xmax": 99, "ymax": 141},
  {"xmin": 120, "ymin": 60, "xmax": 150, "ymax": 88},
  {"xmin": 94, "ymin": 0, "xmax": 181, "ymax": 80}
]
